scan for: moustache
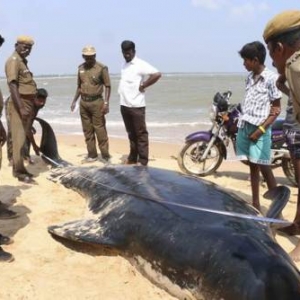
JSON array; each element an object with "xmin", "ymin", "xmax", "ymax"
[{"xmin": 20, "ymin": 49, "xmax": 30, "ymax": 56}]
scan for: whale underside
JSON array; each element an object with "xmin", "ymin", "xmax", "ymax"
[{"xmin": 48, "ymin": 165, "xmax": 300, "ymax": 300}]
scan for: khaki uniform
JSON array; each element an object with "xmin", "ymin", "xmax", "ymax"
[
  {"xmin": 77, "ymin": 61, "xmax": 111, "ymax": 159},
  {"xmin": 5, "ymin": 51, "xmax": 37, "ymax": 178},
  {"xmin": 286, "ymin": 50, "xmax": 300, "ymax": 122}
]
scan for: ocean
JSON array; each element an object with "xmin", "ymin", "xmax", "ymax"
[{"xmin": 0, "ymin": 73, "xmax": 287, "ymax": 145}]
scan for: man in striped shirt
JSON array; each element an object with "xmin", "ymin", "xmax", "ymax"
[{"xmin": 236, "ymin": 41, "xmax": 282, "ymax": 211}]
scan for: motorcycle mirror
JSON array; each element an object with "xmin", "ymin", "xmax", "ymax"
[
  {"xmin": 213, "ymin": 92, "xmax": 223, "ymax": 106},
  {"xmin": 218, "ymin": 98, "xmax": 228, "ymax": 112}
]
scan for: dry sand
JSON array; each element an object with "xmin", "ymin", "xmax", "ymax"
[{"xmin": 0, "ymin": 135, "xmax": 299, "ymax": 300}]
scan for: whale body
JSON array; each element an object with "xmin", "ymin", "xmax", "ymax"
[{"xmin": 48, "ymin": 165, "xmax": 300, "ymax": 300}]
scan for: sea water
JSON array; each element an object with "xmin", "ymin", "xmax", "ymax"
[{"xmin": 0, "ymin": 73, "xmax": 287, "ymax": 145}]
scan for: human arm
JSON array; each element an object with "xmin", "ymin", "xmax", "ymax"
[
  {"xmin": 102, "ymin": 85, "xmax": 111, "ymax": 115},
  {"xmin": 276, "ymin": 74, "xmax": 290, "ymax": 97},
  {"xmin": 248, "ymin": 98, "xmax": 281, "ymax": 141},
  {"xmin": 100, "ymin": 66, "xmax": 111, "ymax": 115},
  {"xmin": 26, "ymin": 126, "xmax": 39, "ymax": 155},
  {"xmin": 71, "ymin": 71, "xmax": 81, "ymax": 112},
  {"xmin": 70, "ymin": 87, "xmax": 81, "ymax": 112},
  {"xmin": 8, "ymin": 81, "xmax": 29, "ymax": 120},
  {"xmin": 139, "ymin": 72, "xmax": 162, "ymax": 93}
]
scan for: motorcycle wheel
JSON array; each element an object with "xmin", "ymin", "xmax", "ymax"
[
  {"xmin": 177, "ymin": 140, "xmax": 223, "ymax": 176},
  {"xmin": 282, "ymin": 157, "xmax": 297, "ymax": 187}
]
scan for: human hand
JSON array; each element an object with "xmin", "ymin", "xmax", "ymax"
[
  {"xmin": 248, "ymin": 128, "xmax": 263, "ymax": 142},
  {"xmin": 101, "ymin": 103, "xmax": 109, "ymax": 115},
  {"xmin": 139, "ymin": 84, "xmax": 145, "ymax": 93},
  {"xmin": 20, "ymin": 107, "xmax": 30, "ymax": 120},
  {"xmin": 70, "ymin": 101, "xmax": 77, "ymax": 112}
]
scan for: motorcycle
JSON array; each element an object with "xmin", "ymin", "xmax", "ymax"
[{"xmin": 177, "ymin": 91, "xmax": 296, "ymax": 186}]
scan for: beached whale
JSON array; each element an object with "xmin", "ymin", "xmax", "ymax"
[{"xmin": 48, "ymin": 165, "xmax": 300, "ymax": 300}]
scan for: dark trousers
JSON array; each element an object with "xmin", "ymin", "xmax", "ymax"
[{"xmin": 120, "ymin": 105, "xmax": 148, "ymax": 166}]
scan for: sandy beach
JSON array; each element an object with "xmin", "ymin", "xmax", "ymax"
[{"xmin": 0, "ymin": 135, "xmax": 299, "ymax": 300}]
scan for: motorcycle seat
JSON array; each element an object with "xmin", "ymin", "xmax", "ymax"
[{"xmin": 272, "ymin": 118, "xmax": 284, "ymax": 130}]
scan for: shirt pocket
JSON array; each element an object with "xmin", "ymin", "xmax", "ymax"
[{"xmin": 255, "ymin": 82, "xmax": 268, "ymax": 95}]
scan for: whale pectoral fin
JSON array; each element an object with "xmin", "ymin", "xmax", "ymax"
[
  {"xmin": 48, "ymin": 219, "xmax": 126, "ymax": 247},
  {"xmin": 264, "ymin": 185, "xmax": 290, "ymax": 219}
]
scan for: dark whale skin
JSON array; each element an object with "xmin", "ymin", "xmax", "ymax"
[
  {"xmin": 35, "ymin": 117, "xmax": 71, "ymax": 167},
  {"xmin": 48, "ymin": 165, "xmax": 300, "ymax": 300}
]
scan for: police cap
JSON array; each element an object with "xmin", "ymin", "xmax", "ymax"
[
  {"xmin": 82, "ymin": 45, "xmax": 96, "ymax": 56},
  {"xmin": 16, "ymin": 35, "xmax": 34, "ymax": 45},
  {"xmin": 263, "ymin": 10, "xmax": 300, "ymax": 43}
]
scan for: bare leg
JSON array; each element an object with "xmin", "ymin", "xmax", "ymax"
[
  {"xmin": 289, "ymin": 242, "xmax": 300, "ymax": 262},
  {"xmin": 249, "ymin": 162, "xmax": 261, "ymax": 211},
  {"xmin": 292, "ymin": 158, "xmax": 300, "ymax": 224},
  {"xmin": 277, "ymin": 157, "xmax": 300, "ymax": 235},
  {"xmin": 260, "ymin": 165, "xmax": 277, "ymax": 190}
]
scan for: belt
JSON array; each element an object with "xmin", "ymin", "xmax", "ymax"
[
  {"xmin": 20, "ymin": 94, "xmax": 36, "ymax": 100},
  {"xmin": 81, "ymin": 94, "xmax": 102, "ymax": 102}
]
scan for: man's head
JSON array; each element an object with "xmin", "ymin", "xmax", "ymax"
[
  {"xmin": 121, "ymin": 40, "xmax": 135, "ymax": 63},
  {"xmin": 239, "ymin": 41, "xmax": 266, "ymax": 72},
  {"xmin": 34, "ymin": 88, "xmax": 48, "ymax": 109},
  {"xmin": 15, "ymin": 35, "xmax": 34, "ymax": 58},
  {"xmin": 263, "ymin": 10, "xmax": 300, "ymax": 75},
  {"xmin": 82, "ymin": 45, "xmax": 96, "ymax": 68}
]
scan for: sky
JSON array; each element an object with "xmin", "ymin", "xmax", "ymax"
[{"xmin": 0, "ymin": 0, "xmax": 299, "ymax": 75}]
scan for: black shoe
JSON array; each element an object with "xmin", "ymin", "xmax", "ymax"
[
  {"xmin": 0, "ymin": 247, "xmax": 14, "ymax": 262},
  {"xmin": 0, "ymin": 208, "xmax": 18, "ymax": 219},
  {"xmin": 0, "ymin": 234, "xmax": 13, "ymax": 245}
]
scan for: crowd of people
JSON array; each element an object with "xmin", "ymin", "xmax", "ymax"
[
  {"xmin": 0, "ymin": 36, "xmax": 161, "ymax": 261},
  {"xmin": 1, "ymin": 10, "xmax": 300, "ymax": 265}
]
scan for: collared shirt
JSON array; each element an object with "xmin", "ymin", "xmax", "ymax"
[
  {"xmin": 118, "ymin": 56, "xmax": 159, "ymax": 107},
  {"xmin": 286, "ymin": 50, "xmax": 300, "ymax": 123},
  {"xmin": 77, "ymin": 61, "xmax": 110, "ymax": 96},
  {"xmin": 5, "ymin": 51, "xmax": 37, "ymax": 95},
  {"xmin": 238, "ymin": 67, "xmax": 281, "ymax": 127}
]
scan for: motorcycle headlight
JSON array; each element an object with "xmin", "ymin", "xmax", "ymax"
[{"xmin": 209, "ymin": 105, "xmax": 217, "ymax": 121}]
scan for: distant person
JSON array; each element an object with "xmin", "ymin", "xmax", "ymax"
[
  {"xmin": 5, "ymin": 35, "xmax": 37, "ymax": 184},
  {"xmin": 71, "ymin": 45, "xmax": 111, "ymax": 163},
  {"xmin": 236, "ymin": 41, "xmax": 281, "ymax": 211},
  {"xmin": 0, "ymin": 34, "xmax": 14, "ymax": 263},
  {"xmin": 118, "ymin": 40, "xmax": 161, "ymax": 166},
  {"xmin": 263, "ymin": 10, "xmax": 300, "ymax": 260},
  {"xmin": 6, "ymin": 88, "xmax": 48, "ymax": 165}
]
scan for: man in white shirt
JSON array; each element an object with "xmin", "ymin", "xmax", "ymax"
[{"xmin": 118, "ymin": 40, "xmax": 161, "ymax": 166}]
